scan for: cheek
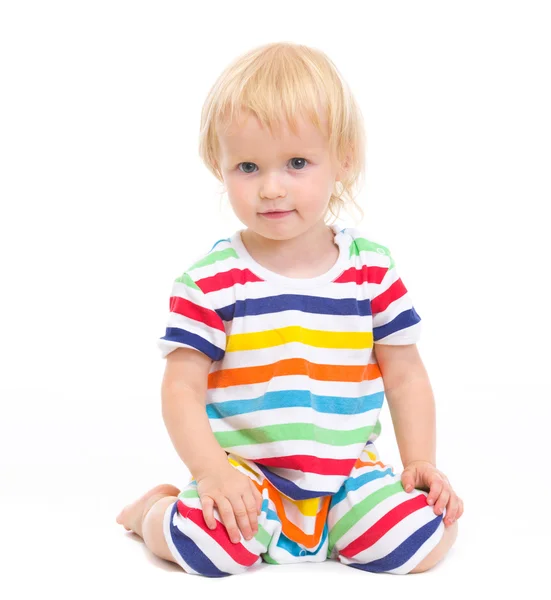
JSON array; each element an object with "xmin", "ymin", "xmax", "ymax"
[
  {"xmin": 296, "ymin": 176, "xmax": 334, "ymax": 205},
  {"xmin": 226, "ymin": 178, "xmax": 248, "ymax": 202},
  {"xmin": 226, "ymin": 179, "xmax": 255, "ymax": 217}
]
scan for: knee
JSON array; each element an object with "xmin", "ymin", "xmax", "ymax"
[{"xmin": 409, "ymin": 520, "xmax": 458, "ymax": 574}]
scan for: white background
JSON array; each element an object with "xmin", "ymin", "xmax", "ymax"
[{"xmin": 1, "ymin": 0, "xmax": 549, "ymax": 597}]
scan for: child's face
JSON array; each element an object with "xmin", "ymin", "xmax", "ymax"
[{"xmin": 218, "ymin": 110, "xmax": 345, "ymax": 241}]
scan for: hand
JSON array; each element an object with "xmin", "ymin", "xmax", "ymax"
[
  {"xmin": 401, "ymin": 460, "xmax": 464, "ymax": 527},
  {"xmin": 196, "ymin": 464, "xmax": 263, "ymax": 544}
]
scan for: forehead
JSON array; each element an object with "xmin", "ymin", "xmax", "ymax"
[{"xmin": 218, "ymin": 111, "xmax": 330, "ymax": 157}]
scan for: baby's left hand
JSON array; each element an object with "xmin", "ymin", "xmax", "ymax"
[{"xmin": 401, "ymin": 460, "xmax": 463, "ymax": 527}]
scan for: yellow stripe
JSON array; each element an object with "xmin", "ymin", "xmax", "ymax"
[
  {"xmin": 293, "ymin": 497, "xmax": 323, "ymax": 517},
  {"xmin": 226, "ymin": 326, "xmax": 373, "ymax": 352},
  {"xmin": 228, "ymin": 457, "xmax": 259, "ymax": 478}
]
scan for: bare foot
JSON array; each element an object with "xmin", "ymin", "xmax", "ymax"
[{"xmin": 116, "ymin": 484, "xmax": 181, "ymax": 535}]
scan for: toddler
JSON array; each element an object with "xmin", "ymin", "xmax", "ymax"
[{"xmin": 116, "ymin": 41, "xmax": 463, "ymax": 576}]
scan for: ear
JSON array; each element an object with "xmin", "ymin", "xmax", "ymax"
[
  {"xmin": 336, "ymin": 156, "xmax": 351, "ymax": 182},
  {"xmin": 335, "ymin": 146, "xmax": 353, "ymax": 182}
]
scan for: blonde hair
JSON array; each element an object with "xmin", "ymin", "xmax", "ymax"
[{"xmin": 199, "ymin": 42, "xmax": 366, "ymax": 224}]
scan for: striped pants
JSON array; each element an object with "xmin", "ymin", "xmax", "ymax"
[{"xmin": 163, "ymin": 443, "xmax": 445, "ymax": 576}]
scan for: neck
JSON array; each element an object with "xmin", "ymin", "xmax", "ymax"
[{"xmin": 241, "ymin": 221, "xmax": 338, "ymax": 274}]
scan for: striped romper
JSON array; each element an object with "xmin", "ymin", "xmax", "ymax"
[{"xmin": 157, "ymin": 224, "xmax": 445, "ymax": 576}]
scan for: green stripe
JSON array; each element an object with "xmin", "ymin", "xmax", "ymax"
[
  {"xmin": 188, "ymin": 248, "xmax": 238, "ymax": 271},
  {"xmin": 328, "ymin": 480, "xmax": 403, "ymax": 552},
  {"xmin": 174, "ymin": 272, "xmax": 200, "ymax": 290},
  {"xmin": 179, "ymin": 489, "xmax": 199, "ymax": 499},
  {"xmin": 255, "ymin": 524, "xmax": 271, "ymax": 548},
  {"xmin": 213, "ymin": 423, "xmax": 375, "ymax": 448},
  {"xmin": 349, "ymin": 238, "xmax": 394, "ymax": 269},
  {"xmin": 261, "ymin": 553, "xmax": 278, "ymax": 565}
]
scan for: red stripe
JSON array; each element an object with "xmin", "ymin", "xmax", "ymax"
[
  {"xmin": 197, "ymin": 268, "xmax": 264, "ymax": 293},
  {"xmin": 340, "ymin": 494, "xmax": 428, "ymax": 558},
  {"xmin": 176, "ymin": 501, "xmax": 259, "ymax": 567},
  {"xmin": 254, "ymin": 455, "xmax": 357, "ymax": 476},
  {"xmin": 371, "ymin": 278, "xmax": 407, "ymax": 314},
  {"xmin": 169, "ymin": 297, "xmax": 225, "ymax": 332},
  {"xmin": 334, "ymin": 265, "xmax": 386, "ymax": 285}
]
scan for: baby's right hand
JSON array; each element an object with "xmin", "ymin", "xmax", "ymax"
[{"xmin": 195, "ymin": 464, "xmax": 263, "ymax": 543}]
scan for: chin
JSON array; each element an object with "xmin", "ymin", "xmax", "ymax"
[{"xmin": 256, "ymin": 230, "xmax": 294, "ymax": 241}]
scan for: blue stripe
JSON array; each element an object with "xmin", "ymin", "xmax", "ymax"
[
  {"xmin": 256, "ymin": 464, "xmax": 333, "ymax": 500},
  {"xmin": 168, "ymin": 502, "xmax": 230, "ymax": 577},
  {"xmin": 348, "ymin": 515, "xmax": 443, "ymax": 573},
  {"xmin": 266, "ymin": 509, "xmax": 280, "ymax": 523},
  {"xmin": 260, "ymin": 498, "xmax": 280, "ymax": 523},
  {"xmin": 216, "ymin": 295, "xmax": 372, "ymax": 322},
  {"xmin": 161, "ymin": 328, "xmax": 224, "ymax": 361},
  {"xmin": 329, "ymin": 468, "xmax": 395, "ymax": 508},
  {"xmin": 373, "ymin": 308, "xmax": 421, "ymax": 342},
  {"xmin": 209, "ymin": 238, "xmax": 231, "ymax": 252},
  {"xmin": 277, "ymin": 523, "xmax": 329, "ymax": 557},
  {"xmin": 207, "ymin": 391, "xmax": 384, "ymax": 419}
]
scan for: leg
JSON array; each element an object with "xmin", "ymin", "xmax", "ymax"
[
  {"xmin": 118, "ymin": 461, "xmax": 275, "ymax": 576},
  {"xmin": 409, "ymin": 520, "xmax": 458, "ymax": 573},
  {"xmin": 116, "ymin": 484, "xmax": 181, "ymax": 565},
  {"xmin": 328, "ymin": 443, "xmax": 456, "ymax": 574}
]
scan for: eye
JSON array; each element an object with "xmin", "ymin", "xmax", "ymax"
[
  {"xmin": 290, "ymin": 157, "xmax": 308, "ymax": 170},
  {"xmin": 238, "ymin": 162, "xmax": 258, "ymax": 174},
  {"xmin": 237, "ymin": 158, "xmax": 309, "ymax": 173}
]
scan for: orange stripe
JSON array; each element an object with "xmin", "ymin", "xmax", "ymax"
[
  {"xmin": 354, "ymin": 459, "xmax": 388, "ymax": 469},
  {"xmin": 209, "ymin": 358, "xmax": 382, "ymax": 389},
  {"xmin": 251, "ymin": 479, "xmax": 331, "ymax": 547}
]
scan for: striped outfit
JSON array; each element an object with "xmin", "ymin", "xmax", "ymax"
[{"xmin": 158, "ymin": 224, "xmax": 445, "ymax": 575}]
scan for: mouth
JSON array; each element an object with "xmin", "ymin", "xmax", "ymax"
[{"xmin": 260, "ymin": 209, "xmax": 295, "ymax": 219}]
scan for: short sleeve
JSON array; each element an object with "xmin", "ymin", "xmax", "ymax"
[
  {"xmin": 371, "ymin": 250, "xmax": 422, "ymax": 345},
  {"xmin": 157, "ymin": 272, "xmax": 227, "ymax": 361}
]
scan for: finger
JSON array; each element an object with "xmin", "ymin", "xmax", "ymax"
[
  {"xmin": 216, "ymin": 496, "xmax": 241, "ymax": 544},
  {"xmin": 444, "ymin": 493, "xmax": 460, "ymax": 525},
  {"xmin": 452, "ymin": 503, "xmax": 463, "ymax": 523},
  {"xmin": 426, "ymin": 477, "xmax": 443, "ymax": 506},
  {"xmin": 456, "ymin": 497, "xmax": 464, "ymax": 519},
  {"xmin": 401, "ymin": 469, "xmax": 415, "ymax": 493},
  {"xmin": 254, "ymin": 485, "xmax": 263, "ymax": 515},
  {"xmin": 200, "ymin": 495, "xmax": 216, "ymax": 530},
  {"xmin": 434, "ymin": 487, "xmax": 450, "ymax": 517},
  {"xmin": 230, "ymin": 496, "xmax": 254, "ymax": 541},
  {"xmin": 250, "ymin": 480, "xmax": 263, "ymax": 515},
  {"xmin": 243, "ymin": 493, "xmax": 259, "ymax": 535}
]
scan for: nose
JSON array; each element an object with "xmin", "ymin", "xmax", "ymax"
[{"xmin": 259, "ymin": 170, "xmax": 287, "ymax": 200}]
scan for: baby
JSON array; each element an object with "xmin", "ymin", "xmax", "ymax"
[{"xmin": 116, "ymin": 41, "xmax": 463, "ymax": 576}]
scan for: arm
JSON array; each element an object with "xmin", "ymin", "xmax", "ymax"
[
  {"xmin": 373, "ymin": 343, "xmax": 436, "ymax": 467},
  {"xmin": 161, "ymin": 346, "xmax": 263, "ymax": 542},
  {"xmin": 161, "ymin": 347, "xmax": 228, "ymax": 479}
]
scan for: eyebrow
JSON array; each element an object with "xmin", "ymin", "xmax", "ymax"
[{"xmin": 228, "ymin": 150, "xmax": 321, "ymax": 161}]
